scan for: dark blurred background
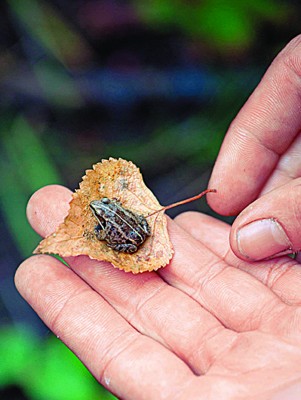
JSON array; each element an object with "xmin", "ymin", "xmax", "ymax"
[{"xmin": 0, "ymin": 0, "xmax": 300, "ymax": 399}]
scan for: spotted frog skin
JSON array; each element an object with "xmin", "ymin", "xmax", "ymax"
[{"xmin": 89, "ymin": 198, "xmax": 151, "ymax": 253}]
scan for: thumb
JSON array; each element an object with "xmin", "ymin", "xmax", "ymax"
[{"xmin": 230, "ymin": 179, "xmax": 301, "ymax": 261}]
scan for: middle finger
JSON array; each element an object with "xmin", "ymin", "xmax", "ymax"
[{"xmin": 176, "ymin": 211, "xmax": 301, "ymax": 306}]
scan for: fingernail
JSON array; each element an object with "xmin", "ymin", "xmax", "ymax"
[{"xmin": 237, "ymin": 218, "xmax": 291, "ymax": 261}]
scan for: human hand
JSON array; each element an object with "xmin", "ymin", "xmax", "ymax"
[
  {"xmin": 15, "ymin": 185, "xmax": 301, "ymax": 399},
  {"xmin": 208, "ymin": 35, "xmax": 301, "ymax": 262}
]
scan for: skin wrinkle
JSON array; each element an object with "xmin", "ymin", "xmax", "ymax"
[
  {"xmin": 50, "ymin": 285, "xmax": 93, "ymax": 337},
  {"xmin": 265, "ymin": 261, "xmax": 293, "ymax": 291},
  {"xmin": 274, "ymin": 136, "xmax": 301, "ymax": 180},
  {"xmin": 193, "ymin": 250, "xmax": 286, "ymax": 331},
  {"xmin": 281, "ymin": 49, "xmax": 301, "ymax": 92},
  {"xmin": 274, "ymin": 164, "xmax": 298, "ymax": 180},
  {"xmin": 271, "ymin": 48, "xmax": 301, "ymax": 132},
  {"xmin": 67, "ymin": 251, "xmax": 232, "ymax": 377},
  {"xmin": 233, "ymin": 127, "xmax": 281, "ymax": 197},
  {"xmin": 286, "ymin": 307, "xmax": 301, "ymax": 338},
  {"xmin": 178, "ymin": 211, "xmax": 301, "ymax": 307},
  {"xmin": 101, "ymin": 336, "xmax": 199, "ymax": 400},
  {"xmin": 222, "ymin": 255, "xmax": 300, "ymax": 310},
  {"xmin": 99, "ymin": 331, "xmax": 140, "ymax": 386},
  {"xmin": 185, "ymin": 324, "xmax": 224, "ymax": 375},
  {"xmin": 49, "ymin": 289, "xmax": 128, "ymax": 372},
  {"xmin": 187, "ymin": 265, "xmax": 239, "ymax": 331},
  {"xmin": 193, "ymin": 325, "xmax": 238, "ymax": 374},
  {"xmin": 206, "ymin": 335, "xmax": 244, "ymax": 377},
  {"xmin": 260, "ymin": 307, "xmax": 301, "ymax": 345},
  {"xmin": 163, "ymin": 222, "xmax": 288, "ymax": 333},
  {"xmin": 73, "ymin": 262, "xmax": 168, "ymax": 339},
  {"xmin": 171, "ymin": 376, "xmax": 200, "ymax": 400},
  {"xmin": 291, "ymin": 183, "xmax": 301, "ymax": 237},
  {"xmin": 125, "ymin": 281, "xmax": 223, "ymax": 376},
  {"xmin": 175, "ymin": 212, "xmax": 231, "ymax": 260},
  {"xmin": 235, "ymin": 257, "xmax": 291, "ymax": 292},
  {"xmin": 210, "ymin": 330, "xmax": 301, "ymax": 378},
  {"xmin": 130, "ymin": 281, "xmax": 167, "ymax": 323},
  {"xmin": 191, "ymin": 262, "xmax": 236, "ymax": 316},
  {"xmin": 239, "ymin": 126, "xmax": 283, "ymax": 158},
  {"xmin": 125, "ymin": 283, "xmax": 172, "ymax": 341},
  {"xmin": 260, "ymin": 165, "xmax": 295, "ymax": 195},
  {"xmin": 257, "ymin": 300, "xmax": 291, "ymax": 335},
  {"xmin": 67, "ymin": 248, "xmax": 230, "ymax": 377},
  {"xmin": 19, "ymin": 256, "xmax": 88, "ymax": 325},
  {"xmin": 188, "ymin": 258, "xmax": 228, "ymax": 303}
]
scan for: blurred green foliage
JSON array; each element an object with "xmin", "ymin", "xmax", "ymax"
[
  {"xmin": 0, "ymin": 326, "xmax": 116, "ymax": 399},
  {"xmin": 136, "ymin": 0, "xmax": 290, "ymax": 52},
  {"xmin": 1, "ymin": 116, "xmax": 62, "ymax": 257}
]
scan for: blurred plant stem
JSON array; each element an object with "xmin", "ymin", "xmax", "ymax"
[
  {"xmin": 7, "ymin": 0, "xmax": 93, "ymax": 67},
  {"xmin": 0, "ymin": 115, "xmax": 62, "ymax": 257}
]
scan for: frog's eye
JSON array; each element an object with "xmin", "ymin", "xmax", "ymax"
[{"xmin": 101, "ymin": 197, "xmax": 110, "ymax": 204}]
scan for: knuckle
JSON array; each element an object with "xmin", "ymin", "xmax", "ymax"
[
  {"xmin": 131, "ymin": 284, "xmax": 166, "ymax": 322},
  {"xmin": 50, "ymin": 286, "xmax": 91, "ymax": 334},
  {"xmin": 276, "ymin": 34, "xmax": 301, "ymax": 78},
  {"xmin": 99, "ymin": 331, "xmax": 138, "ymax": 385}
]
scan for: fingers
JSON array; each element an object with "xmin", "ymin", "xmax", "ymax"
[
  {"xmin": 175, "ymin": 211, "xmax": 231, "ymax": 259},
  {"xmin": 15, "ymin": 255, "xmax": 198, "ymax": 400},
  {"xmin": 26, "ymin": 184, "xmax": 72, "ymax": 237},
  {"xmin": 208, "ymin": 35, "xmax": 301, "ymax": 215},
  {"xmin": 158, "ymin": 222, "xmax": 287, "ymax": 333},
  {"xmin": 27, "ymin": 186, "xmax": 285, "ymax": 339},
  {"xmin": 260, "ymin": 133, "xmax": 301, "ymax": 195},
  {"xmin": 27, "ymin": 185, "xmax": 237, "ymax": 375},
  {"xmin": 67, "ymin": 255, "xmax": 239, "ymax": 375},
  {"xmin": 175, "ymin": 212, "xmax": 301, "ymax": 306},
  {"xmin": 230, "ymin": 178, "xmax": 301, "ymax": 261}
]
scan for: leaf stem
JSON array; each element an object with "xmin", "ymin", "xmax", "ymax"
[{"xmin": 146, "ymin": 189, "xmax": 217, "ymax": 218}]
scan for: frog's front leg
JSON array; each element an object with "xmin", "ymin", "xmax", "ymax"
[
  {"xmin": 137, "ymin": 215, "xmax": 151, "ymax": 236},
  {"xmin": 94, "ymin": 224, "xmax": 107, "ymax": 241},
  {"xmin": 108, "ymin": 243, "xmax": 138, "ymax": 253}
]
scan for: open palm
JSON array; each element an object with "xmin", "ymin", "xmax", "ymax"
[{"xmin": 15, "ymin": 185, "xmax": 301, "ymax": 400}]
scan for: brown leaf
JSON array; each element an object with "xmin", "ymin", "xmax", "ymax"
[{"xmin": 34, "ymin": 158, "xmax": 173, "ymax": 273}]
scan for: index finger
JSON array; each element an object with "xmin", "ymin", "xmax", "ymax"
[
  {"xmin": 208, "ymin": 35, "xmax": 301, "ymax": 215},
  {"xmin": 15, "ymin": 255, "xmax": 198, "ymax": 400}
]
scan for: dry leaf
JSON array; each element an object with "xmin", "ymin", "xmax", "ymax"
[{"xmin": 34, "ymin": 158, "xmax": 173, "ymax": 273}]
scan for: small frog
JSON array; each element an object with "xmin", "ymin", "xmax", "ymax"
[{"xmin": 89, "ymin": 198, "xmax": 151, "ymax": 253}]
